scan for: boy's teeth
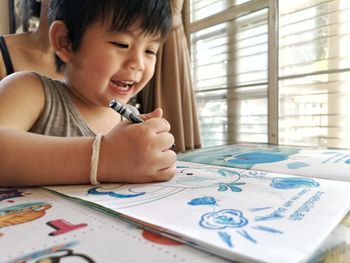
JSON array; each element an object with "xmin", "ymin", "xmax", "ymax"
[{"xmin": 112, "ymin": 80, "xmax": 134, "ymax": 88}]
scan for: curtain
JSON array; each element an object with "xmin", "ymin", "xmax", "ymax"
[{"xmin": 140, "ymin": 0, "xmax": 202, "ymax": 153}]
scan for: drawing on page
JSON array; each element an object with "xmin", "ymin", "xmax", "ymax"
[
  {"xmin": 189, "ymin": 197, "xmax": 283, "ymax": 248},
  {"xmin": 0, "ymin": 188, "xmax": 31, "ymax": 202},
  {"xmin": 86, "ymin": 165, "xmax": 247, "ymax": 209},
  {"xmin": 0, "ymin": 202, "xmax": 51, "ymax": 229},
  {"xmin": 186, "ymin": 171, "xmax": 322, "ymax": 249}
]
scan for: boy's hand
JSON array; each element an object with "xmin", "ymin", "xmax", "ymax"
[
  {"xmin": 98, "ymin": 108, "xmax": 176, "ymax": 184},
  {"xmin": 140, "ymin": 108, "xmax": 163, "ymax": 120}
]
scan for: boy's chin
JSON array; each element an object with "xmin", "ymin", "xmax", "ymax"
[{"xmin": 114, "ymin": 97, "xmax": 131, "ymax": 105}]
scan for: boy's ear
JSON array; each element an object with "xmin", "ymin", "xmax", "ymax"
[{"xmin": 49, "ymin": 21, "xmax": 72, "ymax": 63}]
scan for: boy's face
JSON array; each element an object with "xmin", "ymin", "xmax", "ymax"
[{"xmin": 64, "ymin": 18, "xmax": 161, "ymax": 106}]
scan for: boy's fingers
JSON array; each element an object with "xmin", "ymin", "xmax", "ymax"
[
  {"xmin": 140, "ymin": 108, "xmax": 163, "ymax": 121},
  {"xmin": 144, "ymin": 117, "xmax": 171, "ymax": 133}
]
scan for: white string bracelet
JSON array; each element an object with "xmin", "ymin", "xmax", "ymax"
[{"xmin": 90, "ymin": 133, "xmax": 103, "ymax": 185}]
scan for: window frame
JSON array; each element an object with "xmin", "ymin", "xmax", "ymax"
[{"xmin": 185, "ymin": 0, "xmax": 279, "ymax": 145}]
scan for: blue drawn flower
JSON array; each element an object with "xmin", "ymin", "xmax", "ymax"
[{"xmin": 200, "ymin": 209, "xmax": 248, "ymax": 229}]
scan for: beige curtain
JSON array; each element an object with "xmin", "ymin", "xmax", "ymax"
[{"xmin": 141, "ymin": 0, "xmax": 201, "ymax": 153}]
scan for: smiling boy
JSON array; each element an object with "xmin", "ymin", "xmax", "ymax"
[{"xmin": 0, "ymin": 0, "xmax": 176, "ymax": 186}]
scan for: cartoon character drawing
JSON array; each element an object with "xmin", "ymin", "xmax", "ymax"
[
  {"xmin": 9, "ymin": 242, "xmax": 95, "ymax": 263},
  {"xmin": 35, "ymin": 249, "xmax": 95, "ymax": 263},
  {"xmin": 0, "ymin": 202, "xmax": 51, "ymax": 229},
  {"xmin": 168, "ymin": 167, "xmax": 246, "ymax": 192},
  {"xmin": 88, "ymin": 186, "xmax": 145, "ymax": 198},
  {"xmin": 87, "ymin": 166, "xmax": 246, "ymax": 209}
]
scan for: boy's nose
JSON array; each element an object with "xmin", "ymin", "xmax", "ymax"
[{"xmin": 128, "ymin": 53, "xmax": 144, "ymax": 71}]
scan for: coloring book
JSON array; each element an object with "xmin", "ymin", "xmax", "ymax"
[
  {"xmin": 178, "ymin": 143, "xmax": 350, "ymax": 181},
  {"xmin": 45, "ymin": 160, "xmax": 350, "ymax": 263}
]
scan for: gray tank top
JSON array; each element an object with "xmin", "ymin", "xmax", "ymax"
[{"xmin": 29, "ymin": 74, "xmax": 138, "ymax": 137}]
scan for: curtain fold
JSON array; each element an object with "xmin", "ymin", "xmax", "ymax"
[{"xmin": 141, "ymin": 0, "xmax": 201, "ymax": 153}]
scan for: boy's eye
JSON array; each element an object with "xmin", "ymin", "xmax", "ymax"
[
  {"xmin": 146, "ymin": 50, "xmax": 157, "ymax": 56},
  {"xmin": 111, "ymin": 42, "xmax": 129, "ymax": 48}
]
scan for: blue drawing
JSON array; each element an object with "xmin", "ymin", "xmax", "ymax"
[
  {"xmin": 225, "ymin": 152, "xmax": 288, "ymax": 165},
  {"xmin": 252, "ymin": 225, "xmax": 283, "ymax": 234},
  {"xmin": 218, "ymin": 182, "xmax": 245, "ymax": 192},
  {"xmin": 322, "ymin": 152, "xmax": 344, "ymax": 164},
  {"xmin": 218, "ymin": 231, "xmax": 233, "ymax": 248},
  {"xmin": 88, "ymin": 187, "xmax": 145, "ymax": 198},
  {"xmin": 237, "ymin": 230, "xmax": 257, "ymax": 243},
  {"xmin": 287, "ymin": 162, "xmax": 309, "ymax": 169},
  {"xmin": 270, "ymin": 177, "xmax": 320, "ymax": 189},
  {"xmin": 188, "ymin": 196, "xmax": 217, "ymax": 206},
  {"xmin": 174, "ymin": 167, "xmax": 242, "ymax": 190},
  {"xmin": 346, "ymin": 159, "xmax": 350, "ymax": 164},
  {"xmin": 217, "ymin": 169, "xmax": 241, "ymax": 177},
  {"xmin": 255, "ymin": 207, "xmax": 286, "ymax": 221},
  {"xmin": 200, "ymin": 209, "xmax": 248, "ymax": 230}
]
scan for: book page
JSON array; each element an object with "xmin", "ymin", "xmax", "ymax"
[
  {"xmin": 178, "ymin": 143, "xmax": 350, "ymax": 181},
  {"xmin": 46, "ymin": 161, "xmax": 350, "ymax": 263},
  {"xmin": 0, "ymin": 187, "xmax": 227, "ymax": 263}
]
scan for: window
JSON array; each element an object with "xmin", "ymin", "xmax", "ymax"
[{"xmin": 188, "ymin": 0, "xmax": 350, "ymax": 148}]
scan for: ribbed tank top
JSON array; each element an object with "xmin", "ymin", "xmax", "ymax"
[{"xmin": 29, "ymin": 74, "xmax": 138, "ymax": 137}]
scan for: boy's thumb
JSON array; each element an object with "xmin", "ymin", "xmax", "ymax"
[{"xmin": 140, "ymin": 108, "xmax": 163, "ymax": 121}]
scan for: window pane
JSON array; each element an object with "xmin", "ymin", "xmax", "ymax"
[
  {"xmin": 279, "ymin": 0, "xmax": 350, "ymax": 147},
  {"xmin": 190, "ymin": 0, "xmax": 229, "ymax": 22},
  {"xmin": 279, "ymin": 0, "xmax": 350, "ymax": 76},
  {"xmin": 279, "ymin": 71, "xmax": 350, "ymax": 148},
  {"xmin": 190, "ymin": 0, "xmax": 350, "ymax": 149},
  {"xmin": 190, "ymin": 0, "xmax": 252, "ymax": 22},
  {"xmin": 191, "ymin": 8, "xmax": 268, "ymax": 147}
]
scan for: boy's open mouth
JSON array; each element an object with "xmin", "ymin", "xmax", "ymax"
[{"xmin": 111, "ymin": 80, "xmax": 135, "ymax": 91}]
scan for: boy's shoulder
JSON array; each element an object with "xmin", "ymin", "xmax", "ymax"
[
  {"xmin": 0, "ymin": 71, "xmax": 46, "ymax": 130},
  {"xmin": 1, "ymin": 71, "xmax": 43, "ymax": 87},
  {"xmin": 0, "ymin": 71, "xmax": 47, "ymax": 103}
]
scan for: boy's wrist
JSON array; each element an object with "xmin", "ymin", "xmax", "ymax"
[{"xmin": 90, "ymin": 134, "xmax": 103, "ymax": 185}]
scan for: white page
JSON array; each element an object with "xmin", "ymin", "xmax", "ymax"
[{"xmin": 46, "ymin": 161, "xmax": 350, "ymax": 263}]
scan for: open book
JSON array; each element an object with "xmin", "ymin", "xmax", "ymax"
[
  {"xmin": 177, "ymin": 143, "xmax": 350, "ymax": 181},
  {"xmin": 46, "ymin": 153, "xmax": 350, "ymax": 263}
]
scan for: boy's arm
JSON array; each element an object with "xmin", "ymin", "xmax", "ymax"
[
  {"xmin": 0, "ymin": 72, "xmax": 93, "ymax": 186},
  {"xmin": 0, "ymin": 127, "xmax": 94, "ymax": 186},
  {"xmin": 0, "ymin": 72, "xmax": 176, "ymax": 187}
]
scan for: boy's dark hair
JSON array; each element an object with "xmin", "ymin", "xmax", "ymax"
[{"xmin": 48, "ymin": 0, "xmax": 173, "ymax": 72}]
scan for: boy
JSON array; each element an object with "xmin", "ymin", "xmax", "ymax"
[{"xmin": 0, "ymin": 0, "xmax": 176, "ymax": 186}]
